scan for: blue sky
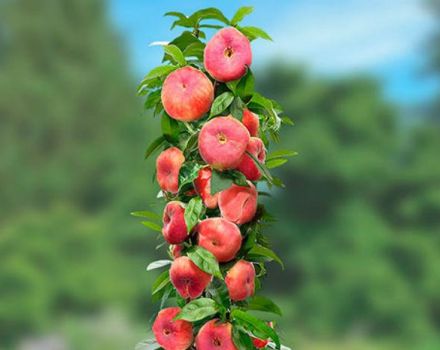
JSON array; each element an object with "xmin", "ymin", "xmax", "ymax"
[{"xmin": 109, "ymin": 0, "xmax": 438, "ymax": 105}]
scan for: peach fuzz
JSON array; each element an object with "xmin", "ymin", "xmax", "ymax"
[
  {"xmin": 219, "ymin": 182, "xmax": 258, "ymax": 225},
  {"xmin": 161, "ymin": 66, "xmax": 214, "ymax": 121},
  {"xmin": 170, "ymin": 256, "xmax": 212, "ymax": 299},
  {"xmin": 225, "ymin": 260, "xmax": 255, "ymax": 301},
  {"xmin": 194, "ymin": 167, "xmax": 218, "ymax": 209},
  {"xmin": 204, "ymin": 27, "xmax": 252, "ymax": 82},
  {"xmin": 198, "ymin": 116, "xmax": 250, "ymax": 170},
  {"xmin": 162, "ymin": 201, "xmax": 188, "ymax": 244},
  {"xmin": 195, "ymin": 319, "xmax": 238, "ymax": 350},
  {"xmin": 236, "ymin": 137, "xmax": 266, "ymax": 181},
  {"xmin": 197, "ymin": 218, "xmax": 242, "ymax": 263},
  {"xmin": 156, "ymin": 147, "xmax": 185, "ymax": 194},
  {"xmin": 242, "ymin": 109, "xmax": 260, "ymax": 136},
  {"xmin": 152, "ymin": 307, "xmax": 193, "ymax": 350}
]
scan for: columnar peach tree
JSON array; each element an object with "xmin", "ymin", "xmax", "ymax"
[{"xmin": 135, "ymin": 6, "xmax": 295, "ymax": 350}]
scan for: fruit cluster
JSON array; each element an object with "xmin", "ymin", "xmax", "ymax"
[{"xmin": 136, "ymin": 7, "xmax": 294, "ymax": 350}]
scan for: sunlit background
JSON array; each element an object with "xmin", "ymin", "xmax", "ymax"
[{"xmin": 1, "ymin": 0, "xmax": 439, "ymax": 349}]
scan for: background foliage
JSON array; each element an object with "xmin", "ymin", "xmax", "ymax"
[{"xmin": 0, "ymin": 0, "xmax": 439, "ymax": 349}]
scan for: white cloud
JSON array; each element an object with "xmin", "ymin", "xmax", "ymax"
[{"xmin": 254, "ymin": 0, "xmax": 436, "ymax": 73}]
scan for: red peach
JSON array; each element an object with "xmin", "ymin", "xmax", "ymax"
[
  {"xmin": 194, "ymin": 167, "xmax": 219, "ymax": 209},
  {"xmin": 219, "ymin": 182, "xmax": 258, "ymax": 225},
  {"xmin": 204, "ymin": 27, "xmax": 252, "ymax": 82},
  {"xmin": 225, "ymin": 260, "xmax": 256, "ymax": 301},
  {"xmin": 156, "ymin": 147, "xmax": 185, "ymax": 194},
  {"xmin": 236, "ymin": 137, "xmax": 266, "ymax": 181},
  {"xmin": 152, "ymin": 307, "xmax": 193, "ymax": 350},
  {"xmin": 242, "ymin": 109, "xmax": 260, "ymax": 136},
  {"xmin": 162, "ymin": 201, "xmax": 188, "ymax": 244},
  {"xmin": 170, "ymin": 244, "xmax": 183, "ymax": 259},
  {"xmin": 197, "ymin": 218, "xmax": 242, "ymax": 263},
  {"xmin": 161, "ymin": 66, "xmax": 214, "ymax": 121},
  {"xmin": 251, "ymin": 322, "xmax": 274, "ymax": 349},
  {"xmin": 195, "ymin": 319, "xmax": 238, "ymax": 350},
  {"xmin": 198, "ymin": 116, "xmax": 250, "ymax": 170},
  {"xmin": 170, "ymin": 256, "xmax": 212, "ymax": 299}
]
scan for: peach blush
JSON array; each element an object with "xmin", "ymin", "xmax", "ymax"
[
  {"xmin": 194, "ymin": 167, "xmax": 219, "ymax": 209},
  {"xmin": 170, "ymin": 256, "xmax": 212, "ymax": 299},
  {"xmin": 242, "ymin": 109, "xmax": 260, "ymax": 136},
  {"xmin": 198, "ymin": 116, "xmax": 250, "ymax": 170},
  {"xmin": 225, "ymin": 260, "xmax": 255, "ymax": 301},
  {"xmin": 156, "ymin": 147, "xmax": 185, "ymax": 194},
  {"xmin": 204, "ymin": 27, "xmax": 252, "ymax": 82},
  {"xmin": 161, "ymin": 66, "xmax": 214, "ymax": 121},
  {"xmin": 195, "ymin": 319, "xmax": 238, "ymax": 350},
  {"xmin": 152, "ymin": 307, "xmax": 193, "ymax": 350},
  {"xmin": 236, "ymin": 137, "xmax": 266, "ymax": 181},
  {"xmin": 162, "ymin": 201, "xmax": 188, "ymax": 244},
  {"xmin": 218, "ymin": 182, "xmax": 258, "ymax": 225},
  {"xmin": 197, "ymin": 218, "xmax": 242, "ymax": 263}
]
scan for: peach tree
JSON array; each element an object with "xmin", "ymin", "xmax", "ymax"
[{"xmin": 135, "ymin": 6, "xmax": 295, "ymax": 350}]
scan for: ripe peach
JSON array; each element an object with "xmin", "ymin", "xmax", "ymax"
[
  {"xmin": 156, "ymin": 147, "xmax": 185, "ymax": 194},
  {"xmin": 152, "ymin": 307, "xmax": 193, "ymax": 350},
  {"xmin": 162, "ymin": 202, "xmax": 188, "ymax": 244},
  {"xmin": 161, "ymin": 66, "xmax": 214, "ymax": 121},
  {"xmin": 197, "ymin": 218, "xmax": 242, "ymax": 263},
  {"xmin": 204, "ymin": 27, "xmax": 252, "ymax": 82},
  {"xmin": 242, "ymin": 109, "xmax": 260, "ymax": 136},
  {"xmin": 251, "ymin": 322, "xmax": 274, "ymax": 349},
  {"xmin": 236, "ymin": 137, "xmax": 266, "ymax": 181},
  {"xmin": 219, "ymin": 182, "xmax": 258, "ymax": 225},
  {"xmin": 225, "ymin": 260, "xmax": 255, "ymax": 301},
  {"xmin": 195, "ymin": 319, "xmax": 238, "ymax": 350},
  {"xmin": 170, "ymin": 256, "xmax": 212, "ymax": 299},
  {"xmin": 198, "ymin": 116, "xmax": 250, "ymax": 170},
  {"xmin": 194, "ymin": 167, "xmax": 218, "ymax": 209}
]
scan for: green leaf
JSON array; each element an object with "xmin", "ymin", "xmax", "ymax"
[
  {"xmin": 146, "ymin": 259, "xmax": 172, "ymax": 271},
  {"xmin": 189, "ymin": 7, "xmax": 230, "ymax": 25},
  {"xmin": 227, "ymin": 69, "xmax": 254, "ymax": 102},
  {"xmin": 144, "ymin": 136, "xmax": 166, "ymax": 160},
  {"xmin": 179, "ymin": 161, "xmax": 203, "ymax": 189},
  {"xmin": 228, "ymin": 170, "xmax": 249, "ymax": 187},
  {"xmin": 230, "ymin": 97, "xmax": 245, "ymax": 120},
  {"xmin": 210, "ymin": 92, "xmax": 235, "ymax": 117},
  {"xmin": 182, "ymin": 132, "xmax": 199, "ymax": 158},
  {"xmin": 281, "ymin": 116, "xmax": 294, "ymax": 126},
  {"xmin": 239, "ymin": 26, "xmax": 273, "ymax": 41},
  {"xmin": 210, "ymin": 170, "xmax": 234, "ymax": 194},
  {"xmin": 141, "ymin": 221, "xmax": 162, "ymax": 232},
  {"xmin": 246, "ymin": 295, "xmax": 282, "ymax": 316},
  {"xmin": 169, "ymin": 31, "xmax": 202, "ymax": 51},
  {"xmin": 161, "ymin": 113, "xmax": 180, "ymax": 143},
  {"xmin": 163, "ymin": 44, "xmax": 186, "ymax": 66},
  {"xmin": 266, "ymin": 150, "xmax": 298, "ymax": 160},
  {"xmin": 232, "ymin": 326, "xmax": 255, "ymax": 350},
  {"xmin": 135, "ymin": 339, "xmax": 160, "ymax": 350},
  {"xmin": 165, "ymin": 12, "xmax": 196, "ymax": 29},
  {"xmin": 138, "ymin": 65, "xmax": 177, "ymax": 91},
  {"xmin": 183, "ymin": 42, "xmax": 205, "ymax": 60},
  {"xmin": 187, "ymin": 246, "xmax": 222, "ymax": 279},
  {"xmin": 184, "ymin": 197, "xmax": 204, "ymax": 232},
  {"xmin": 268, "ymin": 343, "xmax": 292, "ymax": 350},
  {"xmin": 144, "ymin": 90, "xmax": 162, "ymax": 110},
  {"xmin": 175, "ymin": 297, "xmax": 219, "ymax": 322},
  {"xmin": 131, "ymin": 210, "xmax": 161, "ymax": 221},
  {"xmin": 248, "ymin": 245, "xmax": 284, "ymax": 269},
  {"xmin": 231, "ymin": 6, "xmax": 254, "ymax": 25},
  {"xmin": 152, "ymin": 270, "xmax": 170, "ymax": 296},
  {"xmin": 246, "ymin": 151, "xmax": 274, "ymax": 182},
  {"xmin": 231, "ymin": 309, "xmax": 280, "ymax": 349},
  {"xmin": 266, "ymin": 158, "xmax": 288, "ymax": 169}
]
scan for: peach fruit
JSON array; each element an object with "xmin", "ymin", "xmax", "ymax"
[
  {"xmin": 225, "ymin": 260, "xmax": 256, "ymax": 301},
  {"xmin": 161, "ymin": 66, "xmax": 214, "ymax": 121},
  {"xmin": 170, "ymin": 244, "xmax": 183, "ymax": 259},
  {"xmin": 170, "ymin": 256, "xmax": 212, "ymax": 299},
  {"xmin": 242, "ymin": 109, "xmax": 260, "ymax": 136},
  {"xmin": 198, "ymin": 116, "xmax": 250, "ymax": 170},
  {"xmin": 197, "ymin": 218, "xmax": 242, "ymax": 263},
  {"xmin": 218, "ymin": 182, "xmax": 258, "ymax": 225},
  {"xmin": 194, "ymin": 167, "xmax": 219, "ymax": 209},
  {"xmin": 156, "ymin": 147, "xmax": 185, "ymax": 194},
  {"xmin": 152, "ymin": 307, "xmax": 193, "ymax": 350},
  {"xmin": 195, "ymin": 319, "xmax": 238, "ymax": 350},
  {"xmin": 162, "ymin": 201, "xmax": 188, "ymax": 244},
  {"xmin": 236, "ymin": 137, "xmax": 266, "ymax": 181},
  {"xmin": 204, "ymin": 27, "xmax": 252, "ymax": 82}
]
